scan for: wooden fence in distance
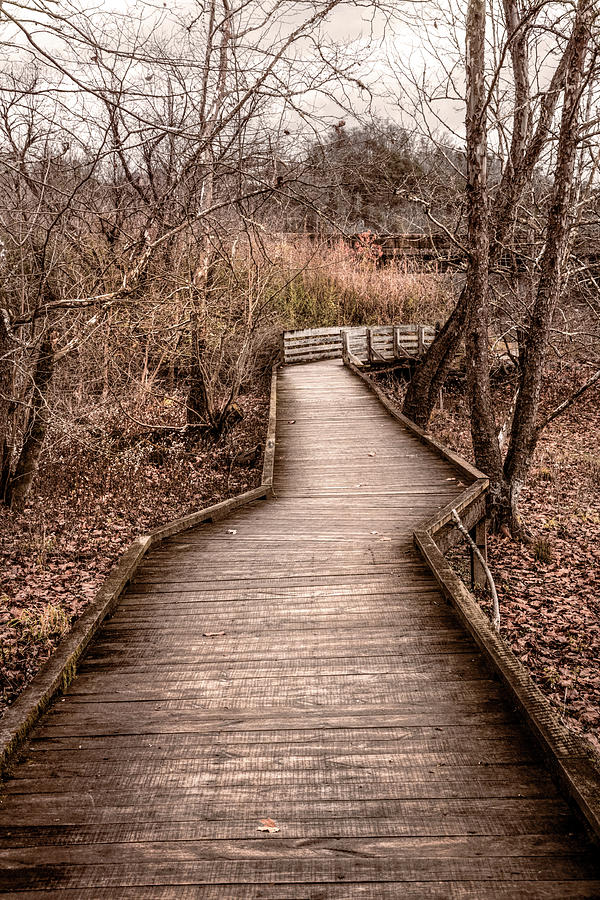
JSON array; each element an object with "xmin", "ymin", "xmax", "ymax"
[{"xmin": 283, "ymin": 324, "xmax": 435, "ymax": 365}]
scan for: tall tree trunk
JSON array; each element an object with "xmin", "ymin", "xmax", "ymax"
[
  {"xmin": 188, "ymin": 328, "xmax": 211, "ymax": 425},
  {"xmin": 402, "ymin": 3, "xmax": 573, "ymax": 430},
  {"xmin": 463, "ymin": 0, "xmax": 504, "ymax": 509},
  {"xmin": 502, "ymin": 0, "xmax": 593, "ymax": 517},
  {"xmin": 187, "ymin": 0, "xmax": 231, "ymax": 429},
  {"xmin": 187, "ymin": 251, "xmax": 217, "ymax": 426},
  {"xmin": 5, "ymin": 331, "xmax": 54, "ymax": 510},
  {"xmin": 0, "ymin": 312, "xmax": 13, "ymax": 499}
]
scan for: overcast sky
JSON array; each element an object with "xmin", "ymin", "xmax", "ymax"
[{"xmin": 0, "ymin": 0, "xmax": 468, "ymax": 143}]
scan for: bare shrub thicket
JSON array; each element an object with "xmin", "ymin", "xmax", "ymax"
[{"xmin": 0, "ymin": 0, "xmax": 392, "ymax": 509}]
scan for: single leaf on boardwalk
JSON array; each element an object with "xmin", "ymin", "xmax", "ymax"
[{"xmin": 257, "ymin": 817, "xmax": 280, "ymax": 833}]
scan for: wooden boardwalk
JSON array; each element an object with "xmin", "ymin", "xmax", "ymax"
[{"xmin": 0, "ymin": 359, "xmax": 598, "ymax": 897}]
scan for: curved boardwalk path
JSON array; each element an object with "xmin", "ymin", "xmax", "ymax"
[{"xmin": 1, "ymin": 360, "xmax": 598, "ymax": 897}]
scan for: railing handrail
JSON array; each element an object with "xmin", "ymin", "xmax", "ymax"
[{"xmin": 343, "ymin": 355, "xmax": 600, "ymax": 843}]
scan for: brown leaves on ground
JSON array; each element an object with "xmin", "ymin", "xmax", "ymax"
[
  {"xmin": 0, "ymin": 389, "xmax": 269, "ymax": 718},
  {"xmin": 375, "ymin": 364, "xmax": 600, "ymax": 748}
]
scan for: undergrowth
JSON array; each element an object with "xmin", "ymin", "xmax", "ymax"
[{"xmin": 269, "ymin": 237, "xmax": 452, "ymax": 329}]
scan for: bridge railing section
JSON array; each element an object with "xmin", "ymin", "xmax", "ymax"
[
  {"xmin": 343, "ymin": 359, "xmax": 490, "ymax": 592},
  {"xmin": 282, "ymin": 324, "xmax": 435, "ymax": 366}
]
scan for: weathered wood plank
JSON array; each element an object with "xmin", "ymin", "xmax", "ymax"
[
  {"xmin": 2, "ymin": 883, "xmax": 599, "ymax": 899},
  {"xmin": 5, "ymin": 765, "xmax": 555, "ymax": 801},
  {"xmin": 1, "ymin": 834, "xmax": 590, "ymax": 866},
  {"xmin": 3, "ymin": 855, "xmax": 599, "ymax": 891},
  {"xmin": 0, "ymin": 797, "xmax": 578, "ymax": 835}
]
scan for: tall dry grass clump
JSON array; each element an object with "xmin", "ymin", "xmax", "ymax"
[{"xmin": 265, "ymin": 235, "xmax": 452, "ymax": 329}]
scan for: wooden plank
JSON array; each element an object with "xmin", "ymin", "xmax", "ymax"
[
  {"xmin": 33, "ymin": 704, "xmax": 514, "ymax": 738},
  {"xmin": 284, "ymin": 342, "xmax": 343, "ymax": 354},
  {"xmin": 0, "ymin": 797, "xmax": 577, "ymax": 834},
  {"xmin": 2, "ymin": 882, "xmax": 599, "ymax": 899},
  {"xmin": 283, "ymin": 327, "xmax": 341, "ymax": 338},
  {"xmin": 6, "ymin": 764, "xmax": 554, "ymax": 801},
  {"xmin": 284, "ymin": 349, "xmax": 341, "ymax": 363},
  {"xmin": 26, "ymin": 721, "xmax": 534, "ymax": 752},
  {"xmin": 283, "ymin": 333, "xmax": 342, "ymax": 344},
  {"xmin": 16, "ymin": 737, "xmax": 538, "ymax": 775},
  {"xmin": 1, "ymin": 834, "xmax": 590, "ymax": 866},
  {"xmin": 3, "ymin": 855, "xmax": 599, "ymax": 891}
]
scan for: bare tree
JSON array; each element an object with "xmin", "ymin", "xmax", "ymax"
[
  {"xmin": 0, "ymin": 0, "xmax": 378, "ymax": 505},
  {"xmin": 402, "ymin": 0, "xmax": 589, "ymax": 429},
  {"xmin": 396, "ymin": 0, "xmax": 599, "ymax": 532}
]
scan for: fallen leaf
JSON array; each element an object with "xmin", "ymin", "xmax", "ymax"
[
  {"xmin": 257, "ymin": 817, "xmax": 280, "ymax": 833},
  {"xmin": 226, "ymin": 529, "xmax": 237, "ymax": 535},
  {"xmin": 367, "ymin": 451, "xmax": 376, "ymax": 457},
  {"xmin": 287, "ymin": 419, "xmax": 296, "ymax": 424},
  {"xmin": 203, "ymin": 631, "xmax": 226, "ymax": 637}
]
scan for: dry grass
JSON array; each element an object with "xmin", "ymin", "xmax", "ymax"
[
  {"xmin": 10, "ymin": 604, "xmax": 71, "ymax": 646},
  {"xmin": 532, "ymin": 537, "xmax": 554, "ymax": 564},
  {"xmin": 265, "ymin": 236, "xmax": 452, "ymax": 329}
]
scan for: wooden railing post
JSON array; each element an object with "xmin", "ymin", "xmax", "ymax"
[
  {"xmin": 341, "ymin": 330, "xmax": 350, "ymax": 364},
  {"xmin": 469, "ymin": 517, "xmax": 488, "ymax": 589},
  {"xmin": 366, "ymin": 328, "xmax": 374, "ymax": 363},
  {"xmin": 393, "ymin": 326, "xmax": 400, "ymax": 358},
  {"xmin": 418, "ymin": 325, "xmax": 425, "ymax": 356}
]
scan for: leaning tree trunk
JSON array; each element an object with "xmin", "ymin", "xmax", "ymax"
[
  {"xmin": 462, "ymin": 0, "xmax": 506, "ymax": 522},
  {"xmin": 5, "ymin": 331, "xmax": 55, "ymax": 510},
  {"xmin": 402, "ymin": 287, "xmax": 470, "ymax": 428},
  {"xmin": 0, "ymin": 312, "xmax": 13, "ymax": 499},
  {"xmin": 403, "ymin": 0, "xmax": 573, "ymax": 431},
  {"xmin": 502, "ymin": 0, "xmax": 593, "ymax": 524}
]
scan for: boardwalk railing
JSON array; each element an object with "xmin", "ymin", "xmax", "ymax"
[
  {"xmin": 344, "ymin": 357, "xmax": 600, "ymax": 842},
  {"xmin": 285, "ymin": 324, "xmax": 521, "ymax": 369},
  {"xmin": 344, "ymin": 363, "xmax": 490, "ymax": 590},
  {"xmin": 283, "ymin": 324, "xmax": 435, "ymax": 365}
]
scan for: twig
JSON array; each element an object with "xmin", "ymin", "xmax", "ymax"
[
  {"xmin": 451, "ymin": 509, "xmax": 500, "ymax": 633},
  {"xmin": 537, "ymin": 368, "xmax": 600, "ymax": 433},
  {"xmin": 405, "ymin": 196, "xmax": 470, "ymax": 258}
]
